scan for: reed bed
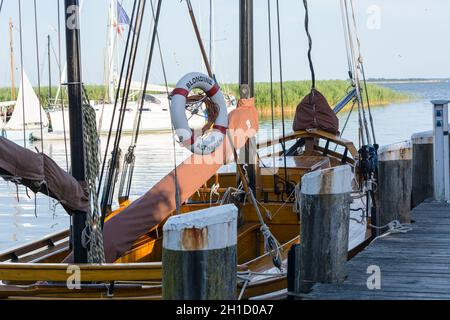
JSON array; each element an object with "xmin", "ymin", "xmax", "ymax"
[
  {"xmin": 222, "ymin": 80, "xmax": 411, "ymax": 117},
  {"xmin": 1, "ymin": 80, "xmax": 411, "ymax": 117}
]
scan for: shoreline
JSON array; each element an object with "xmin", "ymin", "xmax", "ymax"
[{"xmin": 0, "ymin": 80, "xmax": 413, "ymax": 112}]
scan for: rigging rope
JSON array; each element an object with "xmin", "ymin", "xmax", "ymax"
[
  {"xmin": 361, "ymin": 63, "xmax": 377, "ymax": 146},
  {"xmin": 131, "ymin": 0, "xmax": 162, "ymax": 148},
  {"xmin": 98, "ymin": 0, "xmax": 138, "ymax": 193},
  {"xmin": 184, "ymin": 2, "xmax": 222, "ymax": 124},
  {"xmin": 267, "ymin": 0, "xmax": 277, "ymax": 175},
  {"xmin": 100, "ymin": 0, "xmax": 144, "ymax": 224},
  {"xmin": 152, "ymin": 0, "xmax": 181, "ymax": 214},
  {"xmin": 209, "ymin": 0, "xmax": 213, "ymax": 69},
  {"xmin": 118, "ymin": 0, "xmax": 162, "ymax": 202},
  {"xmin": 275, "ymin": 0, "xmax": 290, "ymax": 195},
  {"xmin": 108, "ymin": 0, "xmax": 146, "ymax": 155},
  {"xmin": 186, "ymin": 0, "xmax": 214, "ymax": 78},
  {"xmin": 33, "ymin": 0, "xmax": 45, "ymax": 152},
  {"xmin": 56, "ymin": 0, "xmax": 69, "ymax": 171},
  {"xmin": 343, "ymin": 0, "xmax": 373, "ymax": 146},
  {"xmin": 302, "ymin": 0, "xmax": 315, "ymax": 89},
  {"xmin": 333, "ymin": 99, "xmax": 356, "ymax": 153},
  {"xmin": 17, "ymin": 0, "xmax": 26, "ymax": 147},
  {"xmin": 1, "ymin": 0, "xmax": 7, "ymax": 138},
  {"xmin": 339, "ymin": 0, "xmax": 353, "ymax": 82},
  {"xmin": 225, "ymin": 132, "xmax": 284, "ymax": 270},
  {"xmin": 349, "ymin": 0, "xmax": 377, "ymax": 146},
  {"xmin": 340, "ymin": 0, "xmax": 366, "ymax": 148}
]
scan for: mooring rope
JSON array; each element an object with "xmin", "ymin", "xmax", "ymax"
[
  {"xmin": 370, "ymin": 220, "xmax": 413, "ymax": 244},
  {"xmin": 237, "ymin": 269, "xmax": 286, "ymax": 300}
]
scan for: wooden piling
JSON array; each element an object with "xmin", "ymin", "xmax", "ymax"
[
  {"xmin": 162, "ymin": 204, "xmax": 238, "ymax": 300},
  {"xmin": 295, "ymin": 165, "xmax": 353, "ymax": 294},
  {"xmin": 412, "ymin": 131, "xmax": 434, "ymax": 208},
  {"xmin": 378, "ymin": 141, "xmax": 412, "ymax": 226}
]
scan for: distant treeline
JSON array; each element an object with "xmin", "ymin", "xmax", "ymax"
[{"xmin": 0, "ymin": 80, "xmax": 411, "ymax": 116}]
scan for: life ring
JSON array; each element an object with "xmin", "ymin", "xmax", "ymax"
[{"xmin": 170, "ymin": 72, "xmax": 228, "ymax": 155}]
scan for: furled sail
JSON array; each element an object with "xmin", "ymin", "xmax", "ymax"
[
  {"xmin": 0, "ymin": 137, "xmax": 88, "ymax": 213},
  {"xmin": 5, "ymin": 70, "xmax": 49, "ymax": 130}
]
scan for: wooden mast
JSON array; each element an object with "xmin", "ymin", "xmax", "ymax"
[
  {"xmin": 9, "ymin": 18, "xmax": 15, "ymax": 101},
  {"xmin": 239, "ymin": 0, "xmax": 257, "ymax": 193},
  {"xmin": 64, "ymin": 0, "xmax": 88, "ymax": 263},
  {"xmin": 239, "ymin": 0, "xmax": 254, "ymax": 98}
]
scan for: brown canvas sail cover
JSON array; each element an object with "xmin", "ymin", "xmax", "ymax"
[
  {"xmin": 293, "ymin": 89, "xmax": 339, "ymax": 134},
  {"xmin": 98, "ymin": 98, "xmax": 260, "ymax": 263},
  {"xmin": 0, "ymin": 137, "xmax": 88, "ymax": 213}
]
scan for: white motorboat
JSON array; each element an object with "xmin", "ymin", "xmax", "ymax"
[{"xmin": 30, "ymin": 93, "xmax": 237, "ymax": 141}]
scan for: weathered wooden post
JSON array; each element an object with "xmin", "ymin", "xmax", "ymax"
[
  {"xmin": 162, "ymin": 204, "xmax": 238, "ymax": 300},
  {"xmin": 378, "ymin": 141, "xmax": 412, "ymax": 226},
  {"xmin": 295, "ymin": 165, "xmax": 353, "ymax": 294},
  {"xmin": 432, "ymin": 100, "xmax": 450, "ymax": 202},
  {"xmin": 412, "ymin": 131, "xmax": 434, "ymax": 208}
]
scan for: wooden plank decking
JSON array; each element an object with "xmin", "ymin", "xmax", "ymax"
[{"xmin": 305, "ymin": 201, "xmax": 450, "ymax": 300}]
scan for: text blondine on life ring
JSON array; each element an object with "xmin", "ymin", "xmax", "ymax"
[{"xmin": 170, "ymin": 72, "xmax": 228, "ymax": 155}]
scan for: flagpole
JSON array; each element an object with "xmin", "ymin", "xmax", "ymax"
[{"xmin": 108, "ymin": 0, "xmax": 117, "ymax": 103}]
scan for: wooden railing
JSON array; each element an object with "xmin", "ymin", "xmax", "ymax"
[
  {"xmin": 0, "ymin": 262, "xmax": 162, "ymax": 282},
  {"xmin": 0, "ymin": 230, "xmax": 70, "ymax": 262}
]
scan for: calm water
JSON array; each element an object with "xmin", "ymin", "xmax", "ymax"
[{"xmin": 0, "ymin": 81, "xmax": 448, "ymax": 251}]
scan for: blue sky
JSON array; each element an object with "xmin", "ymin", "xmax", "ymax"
[{"xmin": 0, "ymin": 0, "xmax": 450, "ymax": 88}]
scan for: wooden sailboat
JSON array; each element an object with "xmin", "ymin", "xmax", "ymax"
[
  {"xmin": 0, "ymin": 0, "xmax": 376, "ymax": 300},
  {"xmin": 0, "ymin": 128, "xmax": 369, "ymax": 300}
]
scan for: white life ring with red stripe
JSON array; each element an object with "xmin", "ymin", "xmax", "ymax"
[{"xmin": 170, "ymin": 72, "xmax": 228, "ymax": 155}]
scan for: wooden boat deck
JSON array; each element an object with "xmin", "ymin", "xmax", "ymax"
[{"xmin": 304, "ymin": 200, "xmax": 450, "ymax": 300}]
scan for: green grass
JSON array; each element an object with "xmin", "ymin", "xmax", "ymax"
[{"xmin": 1, "ymin": 80, "xmax": 411, "ymax": 116}]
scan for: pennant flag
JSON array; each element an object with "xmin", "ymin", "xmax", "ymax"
[{"xmin": 117, "ymin": 1, "xmax": 130, "ymax": 35}]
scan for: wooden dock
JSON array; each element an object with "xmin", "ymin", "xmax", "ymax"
[{"xmin": 304, "ymin": 200, "xmax": 450, "ymax": 300}]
